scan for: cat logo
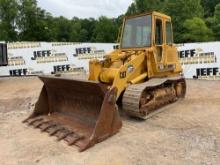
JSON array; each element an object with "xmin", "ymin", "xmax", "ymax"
[{"xmin": 127, "ymin": 65, "xmax": 134, "ymax": 73}]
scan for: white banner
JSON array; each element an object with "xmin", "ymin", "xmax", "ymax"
[
  {"xmin": 0, "ymin": 42, "xmax": 115, "ymax": 76},
  {"xmin": 177, "ymin": 42, "xmax": 220, "ymax": 80},
  {"xmin": 0, "ymin": 41, "xmax": 219, "ymax": 80}
]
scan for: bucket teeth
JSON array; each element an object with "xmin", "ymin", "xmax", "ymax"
[
  {"xmin": 34, "ymin": 121, "xmax": 50, "ymax": 128},
  {"xmin": 25, "ymin": 118, "xmax": 85, "ymax": 146},
  {"xmin": 49, "ymin": 126, "xmax": 65, "ymax": 136},
  {"xmin": 40, "ymin": 122, "xmax": 57, "ymax": 132},
  {"xmin": 57, "ymin": 130, "xmax": 73, "ymax": 141},
  {"xmin": 32, "ymin": 120, "xmax": 44, "ymax": 128},
  {"xmin": 67, "ymin": 134, "xmax": 84, "ymax": 146},
  {"xmin": 23, "ymin": 79, "xmax": 122, "ymax": 152},
  {"xmin": 27, "ymin": 118, "xmax": 43, "ymax": 125}
]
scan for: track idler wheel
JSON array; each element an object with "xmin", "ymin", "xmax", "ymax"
[{"xmin": 175, "ymin": 79, "xmax": 186, "ymax": 98}]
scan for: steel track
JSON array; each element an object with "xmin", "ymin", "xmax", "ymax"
[{"xmin": 122, "ymin": 76, "xmax": 186, "ymax": 119}]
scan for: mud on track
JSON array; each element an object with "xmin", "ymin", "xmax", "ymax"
[{"xmin": 0, "ymin": 77, "xmax": 220, "ymax": 165}]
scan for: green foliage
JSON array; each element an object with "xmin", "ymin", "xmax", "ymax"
[
  {"xmin": 92, "ymin": 16, "xmax": 118, "ymax": 42},
  {"xmin": 0, "ymin": 0, "xmax": 219, "ymax": 43},
  {"xmin": 212, "ymin": 3, "xmax": 220, "ymax": 39},
  {"xmin": 182, "ymin": 17, "xmax": 213, "ymax": 42},
  {"xmin": 215, "ymin": 3, "xmax": 220, "ymax": 20},
  {"xmin": 126, "ymin": 0, "xmax": 164, "ymax": 15},
  {"xmin": 69, "ymin": 17, "xmax": 97, "ymax": 42},
  {"xmin": 126, "ymin": 3, "xmax": 137, "ymax": 16},
  {"xmin": 18, "ymin": 0, "xmax": 38, "ymax": 40},
  {"xmin": 126, "ymin": 0, "xmax": 210, "ymax": 43},
  {"xmin": 0, "ymin": 0, "xmax": 18, "ymax": 41},
  {"xmin": 201, "ymin": 0, "xmax": 220, "ymax": 17},
  {"xmin": 164, "ymin": 0, "xmax": 204, "ymax": 42},
  {"xmin": 53, "ymin": 16, "xmax": 72, "ymax": 42}
]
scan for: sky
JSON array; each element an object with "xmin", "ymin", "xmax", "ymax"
[{"xmin": 37, "ymin": 0, "xmax": 133, "ymax": 19}]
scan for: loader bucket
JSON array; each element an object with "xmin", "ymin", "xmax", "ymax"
[{"xmin": 23, "ymin": 76, "xmax": 122, "ymax": 152}]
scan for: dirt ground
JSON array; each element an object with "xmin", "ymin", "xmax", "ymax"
[{"xmin": 0, "ymin": 77, "xmax": 220, "ymax": 165}]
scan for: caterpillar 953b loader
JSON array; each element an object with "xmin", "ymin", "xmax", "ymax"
[{"xmin": 23, "ymin": 12, "xmax": 186, "ymax": 152}]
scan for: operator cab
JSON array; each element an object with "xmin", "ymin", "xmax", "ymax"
[
  {"xmin": 120, "ymin": 12, "xmax": 173, "ymax": 49},
  {"xmin": 0, "ymin": 43, "xmax": 8, "ymax": 66},
  {"xmin": 120, "ymin": 12, "xmax": 177, "ymax": 70}
]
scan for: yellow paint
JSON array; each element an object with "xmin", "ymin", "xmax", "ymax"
[
  {"xmin": 88, "ymin": 12, "xmax": 183, "ymax": 99},
  {"xmin": 130, "ymin": 72, "xmax": 148, "ymax": 84}
]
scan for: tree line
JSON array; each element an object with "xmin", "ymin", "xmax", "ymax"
[
  {"xmin": 127, "ymin": 0, "xmax": 220, "ymax": 43},
  {"xmin": 0, "ymin": 0, "xmax": 220, "ymax": 43}
]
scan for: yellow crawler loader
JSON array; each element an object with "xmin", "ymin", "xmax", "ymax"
[{"xmin": 23, "ymin": 12, "xmax": 186, "ymax": 151}]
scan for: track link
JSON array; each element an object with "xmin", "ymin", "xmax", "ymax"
[{"xmin": 122, "ymin": 76, "xmax": 186, "ymax": 119}]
